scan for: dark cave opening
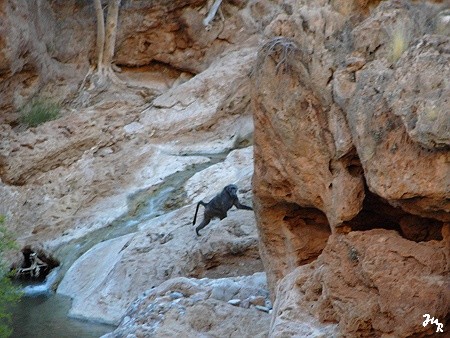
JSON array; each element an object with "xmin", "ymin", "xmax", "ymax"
[
  {"xmin": 345, "ymin": 187, "xmax": 443, "ymax": 242},
  {"xmin": 12, "ymin": 245, "xmax": 60, "ymax": 282},
  {"xmin": 338, "ymin": 149, "xmax": 443, "ymax": 242}
]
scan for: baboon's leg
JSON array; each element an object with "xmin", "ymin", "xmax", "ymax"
[{"xmin": 195, "ymin": 217, "xmax": 211, "ymax": 236}]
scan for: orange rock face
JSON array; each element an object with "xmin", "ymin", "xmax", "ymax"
[
  {"xmin": 271, "ymin": 229, "xmax": 450, "ymax": 337},
  {"xmin": 251, "ymin": 0, "xmax": 449, "ymax": 336}
]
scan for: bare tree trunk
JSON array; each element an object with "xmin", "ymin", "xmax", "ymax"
[
  {"xmin": 94, "ymin": 0, "xmax": 105, "ymax": 71},
  {"xmin": 76, "ymin": 0, "xmax": 157, "ymax": 103},
  {"xmin": 90, "ymin": 0, "xmax": 122, "ymax": 89},
  {"xmin": 203, "ymin": 0, "xmax": 223, "ymax": 27},
  {"xmin": 103, "ymin": 0, "xmax": 121, "ymax": 69}
]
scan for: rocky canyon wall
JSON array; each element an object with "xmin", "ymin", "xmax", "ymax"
[
  {"xmin": 0, "ymin": 0, "xmax": 448, "ymax": 337},
  {"xmin": 0, "ymin": 0, "xmax": 275, "ymax": 124},
  {"xmin": 251, "ymin": 0, "xmax": 449, "ymax": 336}
]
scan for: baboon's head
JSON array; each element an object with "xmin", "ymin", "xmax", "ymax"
[{"xmin": 224, "ymin": 184, "xmax": 238, "ymax": 198}]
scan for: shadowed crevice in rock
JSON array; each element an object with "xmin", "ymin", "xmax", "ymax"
[
  {"xmin": 336, "ymin": 151, "xmax": 445, "ymax": 242},
  {"xmin": 345, "ymin": 188, "xmax": 444, "ymax": 242},
  {"xmin": 254, "ymin": 200, "xmax": 331, "ymax": 295},
  {"xmin": 281, "ymin": 204, "xmax": 332, "ymax": 265},
  {"xmin": 339, "ymin": 146, "xmax": 364, "ymax": 178},
  {"xmin": 12, "ymin": 245, "xmax": 60, "ymax": 282},
  {"xmin": 333, "ymin": 147, "xmax": 444, "ymax": 242}
]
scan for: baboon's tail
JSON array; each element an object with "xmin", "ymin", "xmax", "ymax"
[{"xmin": 193, "ymin": 201, "xmax": 206, "ymax": 225}]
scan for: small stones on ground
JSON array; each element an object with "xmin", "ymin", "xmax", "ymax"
[
  {"xmin": 191, "ymin": 291, "xmax": 209, "ymax": 302},
  {"xmin": 228, "ymin": 299, "xmax": 241, "ymax": 306},
  {"xmin": 169, "ymin": 291, "xmax": 184, "ymax": 300},
  {"xmin": 240, "ymin": 298, "xmax": 250, "ymax": 308},
  {"xmin": 249, "ymin": 295, "xmax": 265, "ymax": 306},
  {"xmin": 254, "ymin": 305, "xmax": 271, "ymax": 313},
  {"xmin": 159, "ymin": 233, "xmax": 173, "ymax": 244}
]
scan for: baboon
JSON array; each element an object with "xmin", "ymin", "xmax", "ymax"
[{"xmin": 193, "ymin": 184, "xmax": 253, "ymax": 236}]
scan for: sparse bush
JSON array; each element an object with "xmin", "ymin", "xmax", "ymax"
[
  {"xmin": 251, "ymin": 36, "xmax": 307, "ymax": 93},
  {"xmin": 0, "ymin": 215, "xmax": 22, "ymax": 338},
  {"xmin": 20, "ymin": 98, "xmax": 60, "ymax": 128},
  {"xmin": 257, "ymin": 37, "xmax": 300, "ymax": 74}
]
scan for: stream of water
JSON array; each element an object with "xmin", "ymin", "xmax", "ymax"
[
  {"xmin": 11, "ymin": 295, "xmax": 115, "ymax": 338},
  {"xmin": 10, "ymin": 153, "xmax": 227, "ymax": 338}
]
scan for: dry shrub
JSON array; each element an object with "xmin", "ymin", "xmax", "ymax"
[{"xmin": 252, "ymin": 37, "xmax": 301, "ymax": 79}]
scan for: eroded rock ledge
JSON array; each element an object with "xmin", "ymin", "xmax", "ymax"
[{"xmin": 271, "ymin": 229, "xmax": 449, "ymax": 337}]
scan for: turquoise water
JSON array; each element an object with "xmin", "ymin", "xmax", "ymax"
[{"xmin": 10, "ymin": 293, "xmax": 115, "ymax": 338}]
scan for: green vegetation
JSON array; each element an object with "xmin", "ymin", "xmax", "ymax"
[
  {"xmin": 0, "ymin": 215, "xmax": 22, "ymax": 338},
  {"xmin": 20, "ymin": 98, "xmax": 61, "ymax": 128}
]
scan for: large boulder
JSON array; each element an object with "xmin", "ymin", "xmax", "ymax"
[
  {"xmin": 344, "ymin": 36, "xmax": 449, "ymax": 221},
  {"xmin": 271, "ymin": 229, "xmax": 450, "ymax": 337},
  {"xmin": 251, "ymin": 2, "xmax": 364, "ymax": 294}
]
